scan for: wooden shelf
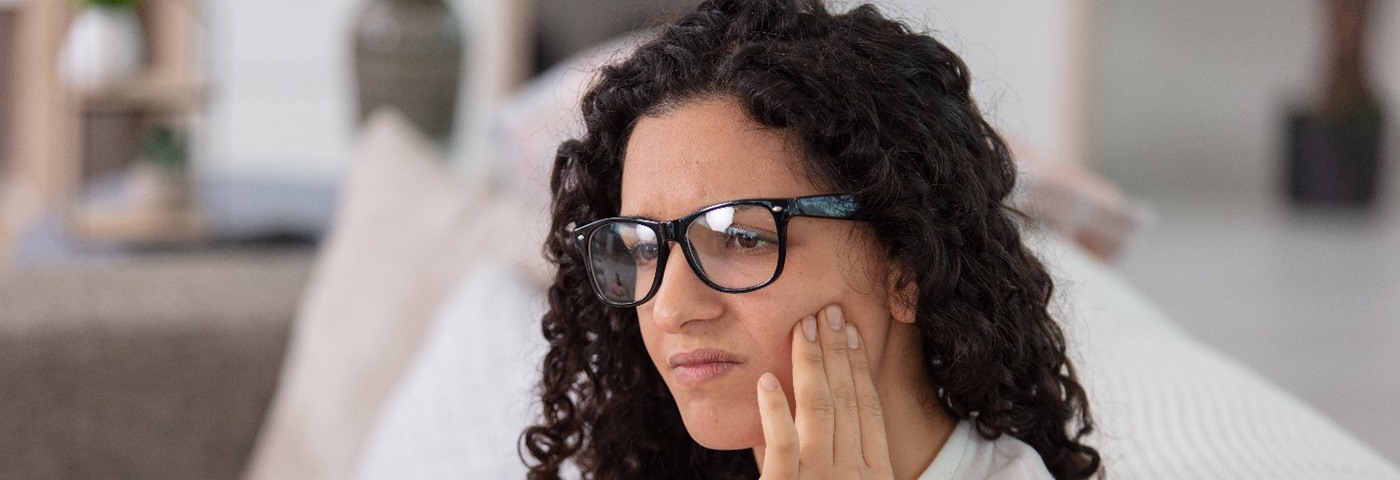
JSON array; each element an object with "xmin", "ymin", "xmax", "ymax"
[
  {"xmin": 70, "ymin": 202, "xmax": 205, "ymax": 245},
  {"xmin": 0, "ymin": 0, "xmax": 205, "ymax": 257},
  {"xmin": 79, "ymin": 74, "xmax": 207, "ymax": 113}
]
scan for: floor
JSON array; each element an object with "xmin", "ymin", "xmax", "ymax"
[{"xmin": 1114, "ymin": 186, "xmax": 1400, "ymax": 465}]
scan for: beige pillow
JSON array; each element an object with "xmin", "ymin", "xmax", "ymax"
[{"xmin": 243, "ymin": 110, "xmax": 546, "ymax": 480}]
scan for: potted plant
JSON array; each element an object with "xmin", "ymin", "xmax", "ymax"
[
  {"xmin": 60, "ymin": 0, "xmax": 145, "ymax": 89},
  {"xmin": 1286, "ymin": 0, "xmax": 1386, "ymax": 207},
  {"xmin": 132, "ymin": 125, "xmax": 191, "ymax": 209}
]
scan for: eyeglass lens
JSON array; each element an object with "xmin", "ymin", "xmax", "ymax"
[{"xmin": 585, "ymin": 204, "xmax": 780, "ymax": 304}]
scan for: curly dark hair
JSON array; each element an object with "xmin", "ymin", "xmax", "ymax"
[{"xmin": 521, "ymin": 0, "xmax": 1101, "ymax": 478}]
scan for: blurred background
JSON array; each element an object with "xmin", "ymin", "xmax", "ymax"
[{"xmin": 0, "ymin": 0, "xmax": 1396, "ymax": 478}]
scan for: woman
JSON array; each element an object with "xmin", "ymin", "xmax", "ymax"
[{"xmin": 522, "ymin": 0, "xmax": 1101, "ymax": 478}]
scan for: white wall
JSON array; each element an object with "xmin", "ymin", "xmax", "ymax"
[
  {"xmin": 878, "ymin": 0, "xmax": 1089, "ymax": 164},
  {"xmin": 200, "ymin": 0, "xmax": 354, "ymax": 183},
  {"xmin": 198, "ymin": 0, "xmax": 526, "ymax": 184},
  {"xmin": 1092, "ymin": 1, "xmax": 1400, "ymax": 200}
]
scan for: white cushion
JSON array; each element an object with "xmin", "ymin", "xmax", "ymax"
[{"xmin": 354, "ymin": 262, "xmax": 546, "ymax": 479}]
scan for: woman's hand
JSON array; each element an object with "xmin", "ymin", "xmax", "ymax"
[{"xmin": 755, "ymin": 304, "xmax": 894, "ymax": 479}]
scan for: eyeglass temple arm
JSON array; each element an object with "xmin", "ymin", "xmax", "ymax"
[{"xmin": 790, "ymin": 195, "xmax": 860, "ymax": 219}]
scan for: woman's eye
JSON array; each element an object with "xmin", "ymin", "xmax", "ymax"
[
  {"xmin": 632, "ymin": 242, "xmax": 660, "ymax": 263},
  {"xmin": 725, "ymin": 228, "xmax": 774, "ymax": 250}
]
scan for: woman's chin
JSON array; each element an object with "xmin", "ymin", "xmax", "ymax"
[
  {"xmin": 676, "ymin": 401, "xmax": 763, "ymax": 451},
  {"xmin": 685, "ymin": 424, "xmax": 762, "ymax": 451}
]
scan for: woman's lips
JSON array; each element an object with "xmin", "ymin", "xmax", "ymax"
[{"xmin": 668, "ymin": 348, "xmax": 743, "ymax": 386}]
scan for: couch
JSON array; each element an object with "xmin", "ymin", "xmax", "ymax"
[{"xmin": 237, "ymin": 109, "xmax": 1400, "ymax": 479}]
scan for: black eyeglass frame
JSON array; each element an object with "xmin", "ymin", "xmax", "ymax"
[{"xmin": 572, "ymin": 194, "xmax": 863, "ymax": 307}]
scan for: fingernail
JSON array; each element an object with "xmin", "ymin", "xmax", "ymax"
[
  {"xmin": 802, "ymin": 316, "xmax": 818, "ymax": 342},
  {"xmin": 826, "ymin": 305, "xmax": 844, "ymax": 331},
  {"xmin": 845, "ymin": 324, "xmax": 860, "ymax": 349},
  {"xmin": 759, "ymin": 372, "xmax": 778, "ymax": 391}
]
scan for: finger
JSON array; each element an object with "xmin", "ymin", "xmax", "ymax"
[
  {"xmin": 846, "ymin": 323, "xmax": 893, "ymax": 473},
  {"xmin": 816, "ymin": 305, "xmax": 862, "ymax": 468},
  {"xmin": 756, "ymin": 372, "xmax": 798, "ymax": 479},
  {"xmin": 791, "ymin": 315, "xmax": 834, "ymax": 469}
]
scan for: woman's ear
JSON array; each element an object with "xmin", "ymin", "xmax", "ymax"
[{"xmin": 887, "ymin": 266, "xmax": 918, "ymax": 324}]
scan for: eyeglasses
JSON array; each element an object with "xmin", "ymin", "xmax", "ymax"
[{"xmin": 572, "ymin": 194, "xmax": 864, "ymax": 307}]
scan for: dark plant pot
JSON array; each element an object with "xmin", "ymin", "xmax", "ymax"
[
  {"xmin": 1286, "ymin": 109, "xmax": 1385, "ymax": 207},
  {"xmin": 354, "ymin": 0, "xmax": 464, "ymax": 141}
]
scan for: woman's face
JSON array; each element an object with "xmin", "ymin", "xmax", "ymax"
[{"xmin": 621, "ymin": 97, "xmax": 905, "ymax": 450}]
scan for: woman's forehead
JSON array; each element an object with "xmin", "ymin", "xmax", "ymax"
[{"xmin": 619, "ymin": 98, "xmax": 817, "ymax": 219}]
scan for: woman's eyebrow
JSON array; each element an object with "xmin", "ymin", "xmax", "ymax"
[
  {"xmin": 617, "ymin": 209, "xmax": 662, "ymax": 221},
  {"xmin": 620, "ymin": 201, "xmax": 703, "ymax": 221}
]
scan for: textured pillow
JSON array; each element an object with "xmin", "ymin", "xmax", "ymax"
[
  {"xmin": 1031, "ymin": 233, "xmax": 1400, "ymax": 479},
  {"xmin": 354, "ymin": 262, "xmax": 546, "ymax": 479},
  {"xmin": 243, "ymin": 111, "xmax": 547, "ymax": 480}
]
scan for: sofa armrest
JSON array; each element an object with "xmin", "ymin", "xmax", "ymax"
[{"xmin": 0, "ymin": 248, "xmax": 313, "ymax": 480}]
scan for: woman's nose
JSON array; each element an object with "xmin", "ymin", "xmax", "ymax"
[{"xmin": 646, "ymin": 244, "xmax": 722, "ymax": 332}]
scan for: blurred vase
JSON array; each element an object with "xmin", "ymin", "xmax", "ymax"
[
  {"xmin": 354, "ymin": 0, "xmax": 465, "ymax": 142},
  {"xmin": 60, "ymin": 6, "xmax": 146, "ymax": 89}
]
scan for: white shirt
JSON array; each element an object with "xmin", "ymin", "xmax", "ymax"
[{"xmin": 918, "ymin": 420, "xmax": 1054, "ymax": 480}]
